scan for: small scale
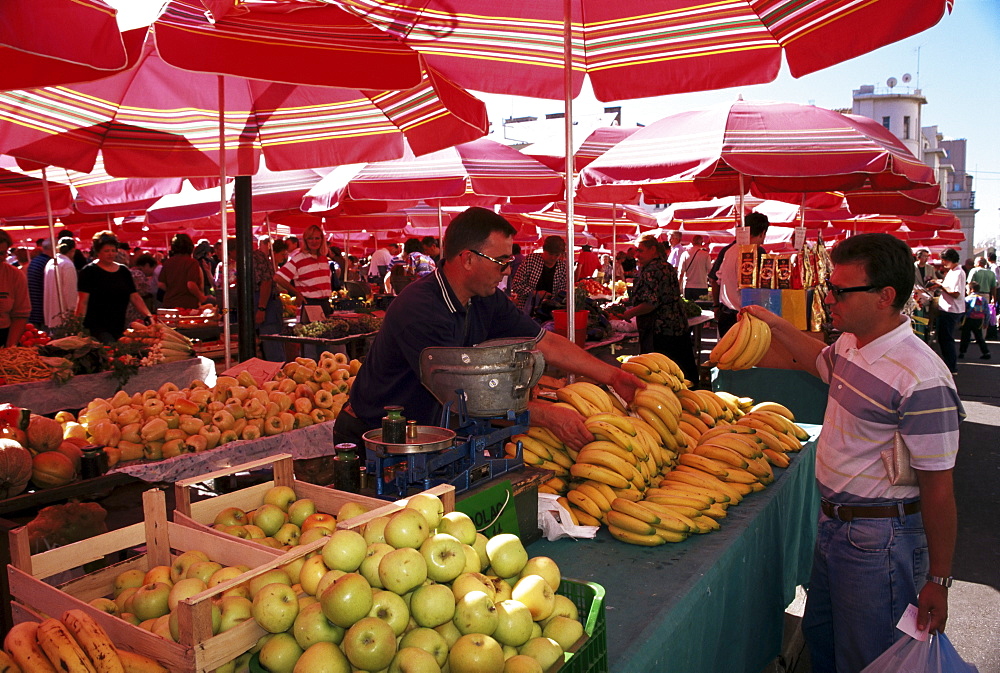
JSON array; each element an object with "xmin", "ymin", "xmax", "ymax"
[{"xmin": 362, "ymin": 336, "xmax": 546, "ymax": 499}]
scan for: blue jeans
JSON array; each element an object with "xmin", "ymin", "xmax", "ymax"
[
  {"xmin": 936, "ymin": 310, "xmax": 962, "ymax": 372},
  {"xmin": 802, "ymin": 508, "xmax": 928, "ymax": 673}
]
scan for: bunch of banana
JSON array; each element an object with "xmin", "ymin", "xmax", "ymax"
[
  {"xmin": 709, "ymin": 312, "xmax": 771, "ymax": 370},
  {"xmin": 733, "ymin": 403, "xmax": 810, "ymax": 467},
  {"xmin": 552, "ymin": 381, "xmax": 627, "ymax": 417},
  {"xmin": 606, "ymin": 487, "xmax": 733, "ymax": 545},
  {"xmin": 619, "ymin": 353, "xmax": 687, "ymax": 390},
  {"xmin": 713, "ymin": 391, "xmax": 752, "ymax": 417},
  {"xmin": 505, "ymin": 426, "xmax": 574, "ymax": 480},
  {"xmin": 629, "ymin": 383, "xmax": 691, "ymax": 457},
  {"xmin": 564, "ymin": 481, "xmax": 618, "ymax": 526},
  {"xmin": 3, "ymin": 609, "xmax": 147, "ymax": 673}
]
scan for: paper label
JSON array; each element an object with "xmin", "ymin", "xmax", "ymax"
[
  {"xmin": 793, "ymin": 226, "xmax": 807, "ymax": 250},
  {"xmin": 303, "ymin": 305, "xmax": 325, "ymax": 323},
  {"xmin": 735, "ymin": 227, "xmax": 751, "ymax": 246},
  {"xmin": 896, "ymin": 603, "xmax": 929, "ymax": 641}
]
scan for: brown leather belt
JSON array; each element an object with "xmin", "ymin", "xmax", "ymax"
[{"xmin": 821, "ymin": 499, "xmax": 920, "ymax": 521}]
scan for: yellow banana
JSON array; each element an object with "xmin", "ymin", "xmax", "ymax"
[
  {"xmin": 537, "ymin": 459, "xmax": 569, "ymax": 476},
  {"xmin": 633, "ymin": 406, "xmax": 673, "ymax": 446},
  {"xmin": 646, "ymin": 352, "xmax": 685, "ymax": 379},
  {"xmin": 690, "ymin": 514, "xmax": 722, "ymax": 533},
  {"xmin": 644, "ymin": 493, "xmax": 708, "ymax": 511},
  {"xmin": 719, "ymin": 467, "xmax": 759, "ymax": 485},
  {"xmin": 655, "ymin": 528, "xmax": 689, "ymax": 542},
  {"xmin": 607, "ymin": 525, "xmax": 666, "ymax": 546},
  {"xmin": 677, "ymin": 389, "xmax": 707, "ymax": 413},
  {"xmin": 677, "ymin": 420, "xmax": 704, "ymax": 444},
  {"xmin": 0, "ymin": 650, "xmax": 21, "ymax": 673},
  {"xmin": 645, "ymin": 383, "xmax": 684, "ymax": 416},
  {"xmin": 4, "ymin": 622, "xmax": 57, "ymax": 673},
  {"xmin": 730, "ymin": 314, "xmax": 769, "ymax": 370},
  {"xmin": 585, "ymin": 420, "xmax": 637, "ymax": 452},
  {"xmin": 699, "ymin": 424, "xmax": 756, "ymax": 442},
  {"xmin": 701, "ymin": 503, "xmax": 728, "ymax": 519},
  {"xmin": 569, "ymin": 463, "xmax": 630, "ymax": 489},
  {"xmin": 556, "ymin": 497, "xmax": 579, "ymax": 525},
  {"xmin": 611, "ymin": 497, "xmax": 659, "ymax": 524},
  {"xmin": 628, "ymin": 354, "xmax": 662, "ymax": 373},
  {"xmin": 568, "ymin": 505, "xmax": 601, "ymax": 527},
  {"xmin": 715, "ymin": 315, "xmax": 753, "ymax": 368},
  {"xmin": 545, "ymin": 476, "xmax": 568, "ymax": 492},
  {"xmin": 763, "ymin": 449, "xmax": 791, "ymax": 468},
  {"xmin": 700, "ymin": 434, "xmax": 763, "ymax": 459},
  {"xmin": 567, "ymin": 488, "xmax": 604, "ymax": 520},
  {"xmin": 789, "ymin": 421, "xmax": 811, "ymax": 442},
  {"xmin": 546, "ymin": 447, "xmax": 574, "ymax": 469},
  {"xmin": 644, "ymin": 500, "xmax": 702, "ymax": 519},
  {"xmin": 679, "ymin": 412, "xmax": 710, "ymax": 436},
  {"xmin": 515, "ymin": 435, "xmax": 553, "ymax": 461},
  {"xmin": 62, "ymin": 609, "xmax": 125, "ymax": 673},
  {"xmin": 749, "ymin": 401, "xmax": 795, "ymax": 420},
  {"xmin": 526, "ymin": 425, "xmax": 564, "ymax": 450},
  {"xmin": 575, "ymin": 483, "xmax": 612, "ymax": 513},
  {"xmin": 520, "ymin": 447, "xmax": 547, "ymax": 466},
  {"xmin": 693, "ymin": 445, "xmax": 749, "ymax": 470},
  {"xmin": 35, "ymin": 618, "xmax": 97, "ymax": 673},
  {"xmin": 638, "ymin": 501, "xmax": 698, "ymax": 528},
  {"xmin": 709, "ymin": 312, "xmax": 745, "ymax": 362},
  {"xmin": 745, "ymin": 456, "xmax": 774, "ymax": 482},
  {"xmin": 555, "ymin": 386, "xmax": 600, "ymax": 416},
  {"xmin": 662, "ymin": 470, "xmax": 743, "ymax": 503},
  {"xmin": 693, "ymin": 390, "xmax": 727, "ymax": 420},
  {"xmin": 116, "ymin": 651, "xmax": 168, "ymax": 673},
  {"xmin": 698, "ymin": 411, "xmax": 717, "ymax": 429},
  {"xmin": 608, "ymin": 393, "xmax": 629, "ymax": 415},
  {"xmin": 587, "ymin": 413, "xmax": 637, "ymax": 437},
  {"xmin": 539, "ymin": 485, "xmax": 559, "ymax": 494},
  {"xmin": 677, "ymin": 453, "xmax": 730, "ymax": 479},
  {"xmin": 606, "ymin": 509, "xmax": 657, "ymax": 536},
  {"xmin": 610, "ymin": 486, "xmax": 643, "ymax": 502},
  {"xmin": 567, "ymin": 382, "xmax": 613, "ymax": 414},
  {"xmin": 582, "ymin": 480, "xmax": 616, "ymax": 506},
  {"xmin": 576, "ymin": 445, "xmax": 632, "ymax": 476},
  {"xmin": 745, "ymin": 409, "xmax": 794, "ymax": 434},
  {"xmin": 657, "ymin": 481, "xmax": 729, "ymax": 504},
  {"xmin": 645, "ymin": 487, "xmax": 714, "ymax": 508},
  {"xmin": 621, "ymin": 361, "xmax": 652, "ymax": 378},
  {"xmin": 633, "ymin": 391, "xmax": 680, "ymax": 434}
]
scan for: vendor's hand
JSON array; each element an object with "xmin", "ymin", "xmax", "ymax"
[
  {"xmin": 741, "ymin": 304, "xmax": 782, "ymax": 328},
  {"xmin": 606, "ymin": 368, "xmax": 644, "ymax": 405},
  {"xmin": 917, "ymin": 582, "xmax": 948, "ymax": 634},
  {"xmin": 254, "ymin": 308, "xmax": 266, "ymax": 325},
  {"xmin": 528, "ymin": 401, "xmax": 592, "ymax": 451}
]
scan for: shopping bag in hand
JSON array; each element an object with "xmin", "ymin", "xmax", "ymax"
[{"xmin": 860, "ymin": 633, "xmax": 979, "ymax": 673}]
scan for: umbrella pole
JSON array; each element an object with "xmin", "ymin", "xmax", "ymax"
[
  {"xmin": 563, "ymin": 0, "xmax": 577, "ymax": 345},
  {"xmin": 234, "ymin": 175, "xmax": 255, "ymax": 363},
  {"xmin": 611, "ymin": 203, "xmax": 617, "ymax": 301},
  {"xmin": 218, "ymin": 77, "xmax": 232, "ymax": 369},
  {"xmin": 40, "ymin": 167, "xmax": 65, "ymax": 320},
  {"xmin": 738, "ymin": 174, "xmax": 745, "ymax": 227}
]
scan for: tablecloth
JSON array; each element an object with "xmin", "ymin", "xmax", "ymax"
[
  {"xmin": 531, "ymin": 425, "xmax": 821, "ymax": 673},
  {"xmin": 0, "ymin": 357, "xmax": 217, "ymax": 415},
  {"xmin": 713, "ymin": 368, "xmax": 829, "ymax": 425}
]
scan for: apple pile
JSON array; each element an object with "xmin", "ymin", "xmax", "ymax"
[
  {"xmin": 48, "ymin": 352, "xmax": 361, "ymax": 465},
  {"xmin": 210, "ymin": 485, "xmax": 373, "ymax": 551}
]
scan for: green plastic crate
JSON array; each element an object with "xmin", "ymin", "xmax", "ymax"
[{"xmin": 557, "ymin": 578, "xmax": 608, "ymax": 673}]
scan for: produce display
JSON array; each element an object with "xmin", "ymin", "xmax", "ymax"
[
  {"xmin": 118, "ymin": 321, "xmax": 197, "ymax": 365},
  {"xmin": 0, "ymin": 347, "xmax": 71, "ymax": 385},
  {"xmin": 291, "ymin": 313, "xmax": 383, "ymax": 340},
  {"xmin": 707, "ymin": 312, "xmax": 772, "ymax": 370},
  {"xmin": 156, "ymin": 305, "xmax": 219, "ymax": 329},
  {"xmin": 513, "ymin": 352, "xmax": 808, "ymax": 546},
  {"xmin": 16, "ymin": 323, "xmax": 51, "ymax": 347},
  {"xmin": 209, "ymin": 484, "xmax": 375, "ymax": 550},
  {"xmin": 576, "ymin": 279, "xmax": 612, "ymax": 297}
]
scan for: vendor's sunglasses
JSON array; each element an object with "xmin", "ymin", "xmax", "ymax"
[
  {"xmin": 824, "ymin": 280, "xmax": 880, "ymax": 299},
  {"xmin": 469, "ymin": 248, "xmax": 513, "ymax": 271}
]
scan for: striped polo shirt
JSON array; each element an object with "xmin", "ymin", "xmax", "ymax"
[
  {"xmin": 815, "ymin": 317, "xmax": 964, "ymax": 503},
  {"xmin": 275, "ymin": 250, "xmax": 331, "ymax": 299}
]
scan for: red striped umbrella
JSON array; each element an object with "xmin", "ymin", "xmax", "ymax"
[
  {"xmin": 333, "ymin": 0, "xmax": 951, "ymax": 101},
  {"xmin": 523, "ymin": 126, "xmax": 639, "ymax": 173},
  {"xmin": 0, "ymin": 37, "xmax": 488, "ymax": 179},
  {"xmin": 0, "ymin": 157, "xmax": 73, "ymax": 221},
  {"xmin": 578, "ymin": 100, "xmax": 938, "ymax": 204},
  {"xmin": 153, "ymin": 0, "xmax": 422, "ymax": 90},
  {"xmin": 1, "ymin": 0, "xmax": 140, "ymax": 91}
]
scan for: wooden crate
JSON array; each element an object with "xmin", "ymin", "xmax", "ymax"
[
  {"xmin": 335, "ymin": 483, "xmax": 456, "ymax": 531},
  {"xmin": 7, "ymin": 489, "xmax": 327, "ymax": 672},
  {"xmin": 172, "ymin": 454, "xmax": 385, "ymax": 553}
]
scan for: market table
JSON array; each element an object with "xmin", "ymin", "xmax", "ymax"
[
  {"xmin": 530, "ymin": 426, "xmax": 821, "ymax": 673},
  {"xmin": 0, "ymin": 356, "xmax": 217, "ymax": 414},
  {"xmin": 259, "ymin": 331, "xmax": 376, "ymax": 361}
]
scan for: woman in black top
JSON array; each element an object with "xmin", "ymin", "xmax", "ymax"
[{"xmin": 76, "ymin": 231, "xmax": 154, "ymax": 342}]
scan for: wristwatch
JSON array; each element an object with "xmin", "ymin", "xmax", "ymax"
[{"xmin": 925, "ymin": 574, "xmax": 953, "ymax": 588}]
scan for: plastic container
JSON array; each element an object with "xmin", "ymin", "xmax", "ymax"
[
  {"xmin": 553, "ymin": 309, "xmax": 589, "ymax": 344},
  {"xmin": 559, "ymin": 579, "xmax": 608, "ymax": 673}
]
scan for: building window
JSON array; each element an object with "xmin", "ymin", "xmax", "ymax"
[
  {"xmin": 949, "ymin": 199, "xmax": 962, "ymax": 209},
  {"xmin": 882, "ymin": 116, "xmax": 891, "ymax": 130},
  {"xmin": 903, "ymin": 116, "xmax": 911, "ymax": 139}
]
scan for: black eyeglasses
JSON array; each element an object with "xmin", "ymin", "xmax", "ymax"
[
  {"xmin": 469, "ymin": 248, "xmax": 513, "ymax": 271},
  {"xmin": 825, "ymin": 280, "xmax": 880, "ymax": 299}
]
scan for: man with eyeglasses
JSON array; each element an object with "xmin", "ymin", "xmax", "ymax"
[
  {"xmin": 335, "ymin": 207, "xmax": 643, "ymax": 450},
  {"xmin": 743, "ymin": 233, "xmax": 962, "ymax": 673}
]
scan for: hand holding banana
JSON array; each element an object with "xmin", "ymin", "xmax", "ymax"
[{"xmin": 709, "ymin": 311, "xmax": 771, "ymax": 370}]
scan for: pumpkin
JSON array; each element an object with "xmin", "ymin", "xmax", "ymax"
[
  {"xmin": 31, "ymin": 451, "xmax": 77, "ymax": 489},
  {"xmin": 56, "ymin": 441, "xmax": 85, "ymax": 471},
  {"xmin": 0, "ymin": 439, "xmax": 33, "ymax": 498},
  {"xmin": 26, "ymin": 415, "xmax": 63, "ymax": 452}
]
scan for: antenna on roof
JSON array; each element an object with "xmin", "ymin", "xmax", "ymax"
[
  {"xmin": 901, "ymin": 73, "xmax": 912, "ymax": 84},
  {"xmin": 886, "ymin": 77, "xmax": 898, "ymax": 89}
]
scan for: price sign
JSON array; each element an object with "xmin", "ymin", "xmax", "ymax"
[
  {"xmin": 456, "ymin": 479, "xmax": 520, "ymax": 538},
  {"xmin": 303, "ymin": 305, "xmax": 325, "ymax": 323},
  {"xmin": 735, "ymin": 227, "xmax": 751, "ymax": 245},
  {"xmin": 793, "ymin": 226, "xmax": 807, "ymax": 250}
]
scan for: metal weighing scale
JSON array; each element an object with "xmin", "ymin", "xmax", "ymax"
[{"xmin": 362, "ymin": 336, "xmax": 545, "ymax": 498}]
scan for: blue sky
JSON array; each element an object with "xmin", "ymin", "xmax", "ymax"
[{"xmin": 113, "ymin": 0, "xmax": 1000, "ymax": 245}]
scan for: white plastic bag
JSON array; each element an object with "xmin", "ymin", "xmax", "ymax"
[
  {"xmin": 537, "ymin": 493, "xmax": 599, "ymax": 541},
  {"xmin": 861, "ymin": 633, "xmax": 979, "ymax": 673}
]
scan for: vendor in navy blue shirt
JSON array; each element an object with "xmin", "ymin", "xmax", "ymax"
[{"xmin": 335, "ymin": 207, "xmax": 644, "ymax": 450}]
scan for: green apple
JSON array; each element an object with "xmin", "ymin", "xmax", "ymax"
[
  {"xmin": 451, "ymin": 572, "xmax": 496, "ymax": 602},
  {"xmin": 242, "ymin": 525, "xmax": 267, "ymax": 540},
  {"xmin": 360, "ymin": 542, "xmax": 394, "ymax": 589},
  {"xmin": 336, "ymin": 501, "xmax": 370, "ymax": 523},
  {"xmin": 264, "ymin": 485, "xmax": 297, "ymax": 512},
  {"xmin": 362, "ymin": 516, "xmax": 391, "ymax": 545},
  {"xmin": 258, "ymin": 632, "xmax": 303, "ymax": 673},
  {"xmin": 221, "ymin": 525, "xmax": 250, "ymax": 539},
  {"xmin": 292, "ymin": 601, "xmax": 345, "ymax": 649},
  {"xmin": 252, "ymin": 583, "xmax": 300, "ymax": 633},
  {"xmin": 342, "ymin": 616, "xmax": 397, "ymax": 672},
  {"xmin": 383, "ymin": 508, "xmax": 430, "ymax": 549},
  {"xmin": 274, "ymin": 522, "xmax": 301, "ymax": 546},
  {"xmin": 519, "ymin": 556, "xmax": 561, "ymax": 592},
  {"xmin": 319, "ymin": 572, "xmax": 373, "ymax": 628},
  {"xmin": 143, "ymin": 565, "xmax": 173, "ymax": 587},
  {"xmin": 503, "ymin": 644, "xmax": 519, "ymax": 660},
  {"xmin": 487, "ymin": 575, "xmax": 513, "ymax": 602},
  {"xmin": 460, "ymin": 544, "xmax": 482, "ymax": 573},
  {"xmin": 541, "ymin": 595, "xmax": 579, "ymax": 627},
  {"xmin": 322, "ymin": 529, "xmax": 368, "ymax": 572},
  {"xmin": 448, "ymin": 633, "xmax": 504, "ymax": 673},
  {"xmin": 115, "ymin": 587, "xmax": 138, "ymax": 614},
  {"xmin": 517, "ymin": 637, "xmax": 562, "ymax": 670},
  {"xmin": 420, "ymin": 534, "xmax": 466, "ymax": 584},
  {"xmin": 131, "ymin": 582, "xmax": 171, "ymax": 621},
  {"xmin": 492, "ymin": 600, "xmax": 534, "ymax": 647},
  {"xmin": 292, "ymin": 641, "xmax": 350, "ymax": 673},
  {"xmin": 288, "ymin": 499, "xmax": 317, "ymax": 527},
  {"xmin": 368, "ymin": 589, "xmax": 410, "ymax": 635},
  {"xmin": 434, "ymin": 620, "xmax": 462, "ymax": 648},
  {"xmin": 168, "ymin": 577, "xmax": 207, "ymax": 611},
  {"xmin": 186, "ymin": 561, "xmax": 223, "ymax": 584},
  {"xmin": 409, "ymin": 583, "xmax": 456, "ymax": 629},
  {"xmin": 405, "ymin": 493, "xmax": 445, "ymax": 530},
  {"xmin": 378, "ymin": 547, "xmax": 428, "ymax": 595},
  {"xmin": 315, "ymin": 569, "xmax": 347, "ymax": 598},
  {"xmin": 213, "ymin": 506, "xmax": 247, "ymax": 527},
  {"xmin": 453, "ymin": 590, "xmax": 498, "ymax": 636},
  {"xmin": 254, "ymin": 503, "xmax": 289, "ymax": 537},
  {"xmin": 88, "ymin": 597, "xmax": 119, "ymax": 616},
  {"xmin": 152, "ymin": 614, "xmax": 174, "ymax": 642},
  {"xmin": 113, "ymin": 569, "xmax": 146, "ymax": 597},
  {"xmin": 388, "ymin": 646, "xmax": 441, "ymax": 673},
  {"xmin": 504, "ymin": 654, "xmax": 544, "ymax": 673},
  {"xmin": 399, "ymin": 628, "xmax": 449, "ymax": 668},
  {"xmin": 298, "ymin": 555, "xmax": 330, "ymax": 596},
  {"xmin": 208, "ymin": 565, "xmax": 248, "ymax": 588},
  {"xmin": 218, "ymin": 595, "xmax": 254, "ymax": 633},
  {"xmin": 282, "ymin": 557, "xmax": 306, "ymax": 586},
  {"xmin": 170, "ymin": 550, "xmax": 210, "ymax": 583},
  {"xmin": 529, "ymin": 622, "xmax": 543, "ymax": 640},
  {"xmin": 437, "ymin": 512, "xmax": 477, "ymax": 545},
  {"xmin": 301, "ymin": 512, "xmax": 337, "ymax": 534},
  {"xmin": 248, "ymin": 569, "xmax": 293, "ymax": 598},
  {"xmin": 485, "ymin": 534, "xmax": 528, "ymax": 579},
  {"xmin": 542, "ymin": 616, "xmax": 584, "ymax": 650},
  {"xmin": 511, "ymin": 575, "xmax": 555, "ymax": 621},
  {"xmin": 299, "ymin": 527, "xmax": 333, "ymax": 546}
]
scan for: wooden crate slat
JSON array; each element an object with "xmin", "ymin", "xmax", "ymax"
[
  {"xmin": 11, "ymin": 520, "xmax": 146, "ymax": 580},
  {"xmin": 337, "ymin": 484, "xmax": 456, "ymax": 531}
]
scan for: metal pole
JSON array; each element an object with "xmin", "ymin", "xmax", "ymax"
[
  {"xmin": 563, "ymin": 0, "xmax": 577, "ymax": 343},
  {"xmin": 235, "ymin": 175, "xmax": 255, "ymax": 362},
  {"xmin": 40, "ymin": 167, "xmax": 65, "ymax": 318},
  {"xmin": 218, "ymin": 77, "xmax": 232, "ymax": 369}
]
